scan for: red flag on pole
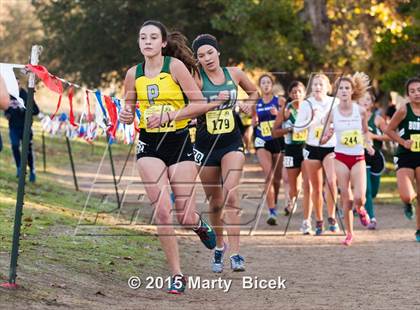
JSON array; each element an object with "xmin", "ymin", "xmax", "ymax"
[
  {"xmin": 68, "ymin": 86, "xmax": 77, "ymax": 127},
  {"xmin": 50, "ymin": 94, "xmax": 63, "ymax": 120},
  {"xmin": 85, "ymin": 90, "xmax": 94, "ymax": 122},
  {"xmin": 104, "ymin": 95, "xmax": 118, "ymax": 139},
  {"xmin": 26, "ymin": 64, "xmax": 64, "ymax": 119},
  {"xmin": 26, "ymin": 64, "xmax": 63, "ymax": 94}
]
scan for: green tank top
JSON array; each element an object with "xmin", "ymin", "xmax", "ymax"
[
  {"xmin": 284, "ymin": 102, "xmax": 304, "ymax": 145},
  {"xmin": 396, "ymin": 103, "xmax": 420, "ymax": 155},
  {"xmin": 368, "ymin": 113, "xmax": 383, "ymax": 150},
  {"xmin": 195, "ymin": 67, "xmax": 241, "ymax": 149}
]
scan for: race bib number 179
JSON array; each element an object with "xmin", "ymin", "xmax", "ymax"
[{"xmin": 206, "ymin": 109, "xmax": 234, "ymax": 134}]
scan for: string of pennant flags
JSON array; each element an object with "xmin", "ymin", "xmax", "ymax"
[{"xmin": 1, "ymin": 62, "xmax": 139, "ymax": 144}]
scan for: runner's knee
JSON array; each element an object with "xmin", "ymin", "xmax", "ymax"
[{"xmin": 154, "ymin": 206, "xmax": 171, "ymax": 224}]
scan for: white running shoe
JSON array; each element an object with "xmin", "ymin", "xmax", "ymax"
[{"xmin": 300, "ymin": 219, "xmax": 312, "ymax": 235}]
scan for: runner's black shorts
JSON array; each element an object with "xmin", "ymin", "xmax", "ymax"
[
  {"xmin": 394, "ymin": 152, "xmax": 420, "ymax": 170},
  {"xmin": 193, "ymin": 140, "xmax": 244, "ymax": 167},
  {"xmin": 136, "ymin": 128, "xmax": 194, "ymax": 166},
  {"xmin": 303, "ymin": 145, "xmax": 334, "ymax": 162},
  {"xmin": 254, "ymin": 137, "xmax": 283, "ymax": 154},
  {"xmin": 365, "ymin": 149, "xmax": 385, "ymax": 175},
  {"xmin": 284, "ymin": 144, "xmax": 304, "ymax": 169}
]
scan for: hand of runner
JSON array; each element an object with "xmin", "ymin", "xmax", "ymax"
[
  {"xmin": 213, "ymin": 90, "xmax": 231, "ymax": 109},
  {"xmin": 403, "ymin": 139, "xmax": 413, "ymax": 150},
  {"xmin": 238, "ymin": 101, "xmax": 252, "ymax": 115},
  {"xmin": 366, "ymin": 144, "xmax": 375, "ymax": 156},
  {"xmin": 251, "ymin": 116, "xmax": 258, "ymax": 127},
  {"xmin": 216, "ymin": 90, "xmax": 230, "ymax": 102},
  {"xmin": 320, "ymin": 127, "xmax": 333, "ymax": 144},
  {"xmin": 147, "ymin": 112, "xmax": 170, "ymax": 129},
  {"xmin": 270, "ymin": 107, "xmax": 278, "ymax": 116},
  {"xmin": 119, "ymin": 105, "xmax": 134, "ymax": 125}
]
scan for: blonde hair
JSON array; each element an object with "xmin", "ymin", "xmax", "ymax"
[
  {"xmin": 309, "ymin": 73, "xmax": 332, "ymax": 94},
  {"xmin": 334, "ymin": 72, "xmax": 370, "ymax": 101}
]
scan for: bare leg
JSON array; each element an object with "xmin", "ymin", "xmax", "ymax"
[
  {"xmin": 199, "ymin": 166, "xmax": 224, "ymax": 248},
  {"xmin": 137, "ymin": 157, "xmax": 182, "ymax": 276},
  {"xmin": 221, "ymin": 151, "xmax": 245, "ymax": 254}
]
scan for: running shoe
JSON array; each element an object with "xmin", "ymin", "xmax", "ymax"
[
  {"xmin": 193, "ymin": 216, "xmax": 216, "ymax": 250},
  {"xmin": 342, "ymin": 233, "xmax": 353, "ymax": 246},
  {"xmin": 404, "ymin": 203, "xmax": 414, "ymax": 220},
  {"xmin": 167, "ymin": 274, "xmax": 187, "ymax": 294},
  {"xmin": 357, "ymin": 208, "xmax": 370, "ymax": 227},
  {"xmin": 416, "ymin": 230, "xmax": 420, "ymax": 243},
  {"xmin": 230, "ymin": 254, "xmax": 245, "ymax": 272},
  {"xmin": 328, "ymin": 217, "xmax": 339, "ymax": 232},
  {"xmin": 315, "ymin": 220, "xmax": 324, "ymax": 236},
  {"xmin": 300, "ymin": 219, "xmax": 312, "ymax": 235},
  {"xmin": 367, "ymin": 217, "xmax": 377, "ymax": 230},
  {"xmin": 283, "ymin": 205, "xmax": 297, "ymax": 216},
  {"xmin": 267, "ymin": 214, "xmax": 277, "ymax": 226},
  {"xmin": 212, "ymin": 243, "xmax": 227, "ymax": 273},
  {"xmin": 282, "ymin": 199, "xmax": 295, "ymax": 216}
]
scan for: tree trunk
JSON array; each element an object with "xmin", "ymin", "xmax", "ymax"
[{"xmin": 302, "ymin": 0, "xmax": 331, "ymax": 50}]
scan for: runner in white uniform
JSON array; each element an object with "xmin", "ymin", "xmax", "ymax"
[
  {"xmin": 294, "ymin": 74, "xmax": 339, "ymax": 235},
  {"xmin": 321, "ymin": 73, "xmax": 374, "ymax": 245}
]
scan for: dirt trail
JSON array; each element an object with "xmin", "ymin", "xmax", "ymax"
[{"xmin": 1, "ymin": 154, "xmax": 419, "ymax": 309}]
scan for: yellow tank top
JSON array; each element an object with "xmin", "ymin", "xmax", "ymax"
[{"xmin": 135, "ymin": 56, "xmax": 189, "ymax": 131}]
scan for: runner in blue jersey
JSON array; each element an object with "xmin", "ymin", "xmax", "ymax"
[{"xmin": 253, "ymin": 74, "xmax": 285, "ymax": 225}]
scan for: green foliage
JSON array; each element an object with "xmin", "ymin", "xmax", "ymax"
[
  {"xmin": 212, "ymin": 0, "xmax": 315, "ymax": 77},
  {"xmin": 0, "ymin": 2, "xmax": 43, "ymax": 63},
  {"xmin": 1, "ymin": 0, "xmax": 417, "ymax": 94},
  {"xmin": 371, "ymin": 1, "xmax": 420, "ymax": 94},
  {"xmin": 380, "ymin": 63, "xmax": 420, "ymax": 94},
  {"xmin": 32, "ymin": 0, "xmax": 230, "ymax": 87}
]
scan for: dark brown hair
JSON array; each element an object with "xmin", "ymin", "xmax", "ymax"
[
  {"xmin": 405, "ymin": 77, "xmax": 420, "ymax": 95},
  {"xmin": 140, "ymin": 20, "xmax": 197, "ymax": 73},
  {"xmin": 192, "ymin": 34, "xmax": 219, "ymax": 57},
  {"xmin": 258, "ymin": 74, "xmax": 274, "ymax": 86},
  {"xmin": 287, "ymin": 80, "xmax": 305, "ymax": 94}
]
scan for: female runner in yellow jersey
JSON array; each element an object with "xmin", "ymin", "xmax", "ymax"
[{"xmin": 120, "ymin": 20, "xmax": 228, "ymax": 294}]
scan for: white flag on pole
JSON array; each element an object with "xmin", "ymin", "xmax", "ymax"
[{"xmin": 0, "ymin": 63, "xmax": 25, "ymax": 108}]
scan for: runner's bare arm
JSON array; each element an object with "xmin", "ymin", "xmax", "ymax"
[
  {"xmin": 272, "ymin": 101, "xmax": 289, "ymax": 138},
  {"xmin": 319, "ymin": 112, "xmax": 334, "ymax": 144},
  {"xmin": 230, "ymin": 67, "xmax": 258, "ymax": 107},
  {"xmin": 360, "ymin": 106, "xmax": 374, "ymax": 155},
  {"xmin": 384, "ymin": 104, "xmax": 412, "ymax": 149},
  {"xmin": 251, "ymin": 99, "xmax": 258, "ymax": 127},
  {"xmin": 374, "ymin": 115, "xmax": 391, "ymax": 142},
  {"xmin": 147, "ymin": 59, "xmax": 226, "ymax": 128},
  {"xmin": 120, "ymin": 66, "xmax": 137, "ymax": 124}
]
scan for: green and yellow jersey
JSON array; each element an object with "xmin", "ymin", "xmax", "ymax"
[{"xmin": 135, "ymin": 56, "xmax": 189, "ymax": 132}]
